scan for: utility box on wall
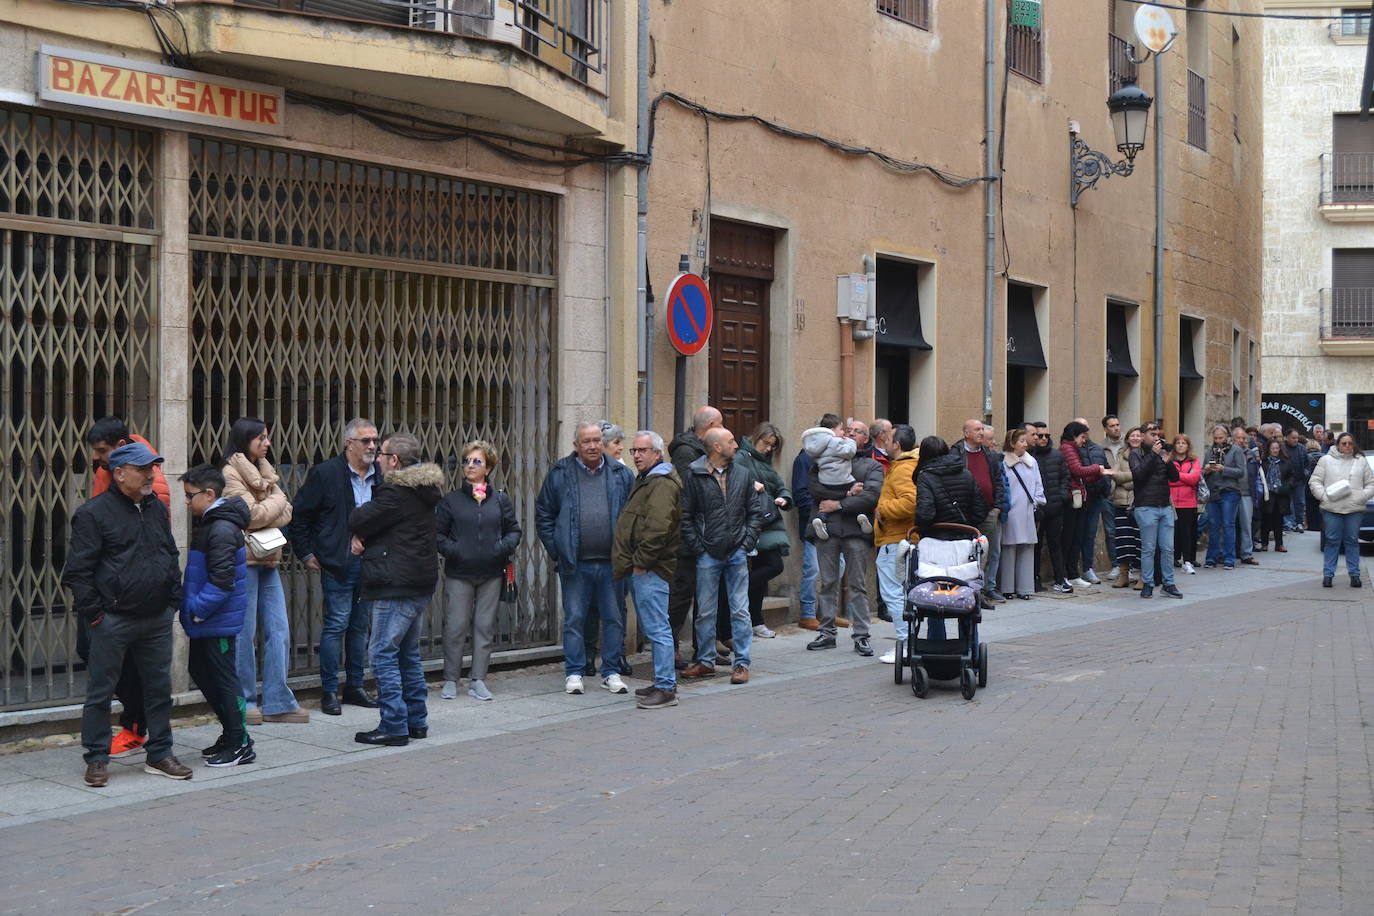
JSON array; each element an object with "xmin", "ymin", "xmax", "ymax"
[{"xmin": 836, "ymin": 273, "xmax": 870, "ymax": 322}]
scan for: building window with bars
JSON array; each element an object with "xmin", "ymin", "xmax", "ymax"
[
  {"xmin": 1008, "ymin": 20, "xmax": 1043, "ymax": 82},
  {"xmin": 876, "ymin": 0, "xmax": 929, "ymax": 30},
  {"xmin": 1342, "ymin": 8, "xmax": 1371, "ymax": 36}
]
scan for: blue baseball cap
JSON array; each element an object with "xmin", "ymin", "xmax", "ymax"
[{"xmin": 107, "ymin": 441, "xmax": 165, "ymax": 469}]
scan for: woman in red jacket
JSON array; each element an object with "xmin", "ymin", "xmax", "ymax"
[
  {"xmin": 1169, "ymin": 434, "xmax": 1202, "ymax": 574},
  {"xmin": 1059, "ymin": 421, "xmax": 1116, "ymax": 588}
]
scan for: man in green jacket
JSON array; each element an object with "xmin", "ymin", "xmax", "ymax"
[{"xmin": 612, "ymin": 431, "xmax": 682, "ymax": 709}]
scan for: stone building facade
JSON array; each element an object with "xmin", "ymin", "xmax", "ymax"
[{"xmin": 1261, "ymin": 2, "xmax": 1374, "ymax": 445}]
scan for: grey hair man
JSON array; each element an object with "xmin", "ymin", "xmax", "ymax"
[
  {"xmin": 287, "ymin": 417, "xmax": 382, "ymax": 716},
  {"xmin": 665, "ymin": 405, "xmax": 724, "ymax": 664}
]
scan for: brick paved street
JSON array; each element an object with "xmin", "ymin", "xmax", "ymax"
[{"xmin": 1, "ymin": 549, "xmax": 1370, "ymax": 914}]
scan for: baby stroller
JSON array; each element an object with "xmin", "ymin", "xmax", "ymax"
[{"xmin": 894, "ymin": 523, "xmax": 989, "ymax": 700}]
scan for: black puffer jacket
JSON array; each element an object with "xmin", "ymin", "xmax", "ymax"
[
  {"xmin": 914, "ymin": 453, "xmax": 989, "ymax": 531},
  {"xmin": 63, "ymin": 487, "xmax": 181, "ymax": 623},
  {"xmin": 1029, "ymin": 443, "xmax": 1069, "ymax": 515},
  {"xmin": 681, "ymin": 456, "xmax": 766, "ymax": 560},
  {"xmin": 435, "ymin": 482, "xmax": 522, "ymax": 582},
  {"xmin": 1127, "ymin": 446, "xmax": 1179, "ymax": 508},
  {"xmin": 350, "ymin": 462, "xmax": 445, "ymax": 600},
  {"xmin": 668, "ymin": 429, "xmax": 708, "ymax": 479}
]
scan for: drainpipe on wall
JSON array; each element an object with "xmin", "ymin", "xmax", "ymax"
[
  {"xmin": 983, "ymin": 0, "xmax": 998, "ymax": 423},
  {"xmin": 840, "ymin": 322, "xmax": 856, "ymax": 420},
  {"xmin": 1153, "ymin": 52, "xmax": 1165, "ymax": 426},
  {"xmin": 636, "ymin": 0, "xmax": 652, "ymax": 428}
]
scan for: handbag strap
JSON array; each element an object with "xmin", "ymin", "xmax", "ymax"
[{"xmin": 1010, "ymin": 462, "xmax": 1036, "ymax": 505}]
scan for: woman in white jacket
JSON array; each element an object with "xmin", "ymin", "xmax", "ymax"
[{"xmin": 1309, "ymin": 432, "xmax": 1374, "ymax": 588}]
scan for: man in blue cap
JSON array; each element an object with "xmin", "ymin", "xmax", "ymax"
[{"xmin": 63, "ymin": 441, "xmax": 192, "ymax": 787}]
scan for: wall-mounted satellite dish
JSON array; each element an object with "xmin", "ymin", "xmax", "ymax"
[{"xmin": 1134, "ymin": 3, "xmax": 1178, "ymax": 55}]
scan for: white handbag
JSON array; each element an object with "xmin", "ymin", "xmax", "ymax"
[{"xmin": 245, "ymin": 527, "xmax": 287, "ymax": 559}]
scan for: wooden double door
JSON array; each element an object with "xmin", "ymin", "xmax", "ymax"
[{"xmin": 709, "ymin": 220, "xmax": 773, "ymax": 435}]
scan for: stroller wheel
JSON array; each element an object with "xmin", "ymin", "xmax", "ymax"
[
  {"xmin": 912, "ymin": 665, "xmax": 929, "ymax": 699},
  {"xmin": 893, "ymin": 649, "xmax": 904, "ymax": 685},
  {"xmin": 977, "ymin": 642, "xmax": 989, "ymax": 688},
  {"xmin": 960, "ymin": 667, "xmax": 977, "ymax": 700}
]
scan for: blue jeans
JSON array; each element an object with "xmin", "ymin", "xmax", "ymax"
[
  {"xmin": 875, "ymin": 542, "xmax": 906, "ymax": 642},
  {"xmin": 985, "ymin": 521, "xmax": 1002, "ymax": 592},
  {"xmin": 631, "ymin": 572, "xmax": 676, "ymax": 689},
  {"xmin": 1322, "ymin": 510, "xmax": 1363, "ymax": 577},
  {"xmin": 319, "ymin": 558, "xmax": 370, "ymax": 693},
  {"xmin": 236, "ymin": 565, "xmax": 299, "ymax": 715},
  {"xmin": 1082, "ymin": 496, "xmax": 1116, "ymax": 568},
  {"xmin": 559, "ymin": 561, "xmax": 624, "ymax": 678},
  {"xmin": 1206, "ymin": 490, "xmax": 1240, "ymax": 566},
  {"xmin": 1134, "ymin": 506, "xmax": 1175, "ymax": 588},
  {"xmin": 1236, "ymin": 495, "xmax": 1255, "ymax": 559},
  {"xmin": 799, "ymin": 541, "xmax": 818, "ymax": 619},
  {"xmin": 694, "ymin": 549, "xmax": 752, "ymax": 669},
  {"xmin": 368, "ymin": 596, "xmax": 429, "ymax": 736}
]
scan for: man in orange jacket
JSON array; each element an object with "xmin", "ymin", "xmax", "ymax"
[{"xmin": 78, "ymin": 416, "xmax": 170, "ymax": 758}]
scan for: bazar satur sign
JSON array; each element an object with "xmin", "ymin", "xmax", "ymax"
[{"xmin": 1261, "ymin": 394, "xmax": 1325, "ymax": 433}]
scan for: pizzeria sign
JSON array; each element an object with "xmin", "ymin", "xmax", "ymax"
[{"xmin": 37, "ymin": 46, "xmax": 284, "ymax": 135}]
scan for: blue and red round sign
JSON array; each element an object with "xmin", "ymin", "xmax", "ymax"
[{"xmin": 665, "ymin": 272, "xmax": 713, "ymax": 356}]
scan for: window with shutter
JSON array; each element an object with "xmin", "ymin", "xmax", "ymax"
[
  {"xmin": 1332, "ymin": 115, "xmax": 1374, "ymax": 202},
  {"xmin": 1331, "ymin": 249, "xmax": 1374, "ymax": 335}
]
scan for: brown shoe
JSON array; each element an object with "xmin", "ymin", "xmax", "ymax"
[
  {"xmin": 730, "ymin": 666, "xmax": 749, "ymax": 685},
  {"xmin": 1111, "ymin": 566, "xmax": 1131, "ymax": 588},
  {"xmin": 798, "ymin": 618, "xmax": 820, "ymax": 631},
  {"xmin": 680, "ymin": 662, "xmax": 716, "ymax": 679},
  {"xmin": 84, "ymin": 760, "xmax": 109, "ymax": 787},
  {"xmin": 144, "ymin": 756, "xmax": 193, "ymax": 780},
  {"xmin": 245, "ymin": 707, "xmax": 263, "ymax": 726},
  {"xmin": 836, "ymin": 617, "xmax": 851, "ymax": 628},
  {"xmin": 263, "ymin": 708, "xmax": 310, "ymax": 723}
]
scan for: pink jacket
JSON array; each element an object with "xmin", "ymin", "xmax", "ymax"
[
  {"xmin": 1059, "ymin": 440, "xmax": 1103, "ymax": 500},
  {"xmin": 1169, "ymin": 457, "xmax": 1202, "ymax": 508}
]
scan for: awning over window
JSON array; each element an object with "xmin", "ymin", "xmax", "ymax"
[
  {"xmin": 1179, "ymin": 318, "xmax": 1204, "ymax": 380},
  {"xmin": 1006, "ymin": 290, "xmax": 1046, "ymax": 369},
  {"xmin": 875, "ymin": 259, "xmax": 932, "ymax": 351},
  {"xmin": 1106, "ymin": 303, "xmax": 1138, "ymax": 377}
]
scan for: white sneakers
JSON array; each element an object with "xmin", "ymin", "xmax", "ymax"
[
  {"xmin": 857, "ymin": 514, "xmax": 873, "ymax": 534},
  {"xmin": 1106, "ymin": 566, "xmax": 1120, "ymax": 580},
  {"xmin": 1068, "ymin": 577, "xmax": 1093, "ymax": 589},
  {"xmin": 879, "ymin": 649, "xmax": 896, "ymax": 664},
  {"xmin": 1082, "ymin": 569, "xmax": 1102, "ymax": 585},
  {"xmin": 601, "ymin": 673, "xmax": 629, "ymax": 694},
  {"xmin": 753, "ymin": 624, "xmax": 776, "ymax": 638},
  {"xmin": 811, "ymin": 517, "xmax": 830, "ymax": 541},
  {"xmin": 565, "ymin": 675, "xmax": 584, "ymax": 695},
  {"xmin": 1182, "ymin": 561, "xmax": 1196, "ymax": 575},
  {"xmin": 440, "ymin": 680, "xmax": 458, "ymax": 699}
]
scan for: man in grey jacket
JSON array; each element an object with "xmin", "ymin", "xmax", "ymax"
[
  {"xmin": 804, "ymin": 442, "xmax": 886, "ymax": 657},
  {"xmin": 1202, "ymin": 424, "xmax": 1246, "ymax": 569}
]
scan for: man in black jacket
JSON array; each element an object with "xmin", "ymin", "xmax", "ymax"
[
  {"xmin": 665, "ymin": 405, "xmax": 722, "ymax": 665},
  {"xmin": 679, "ymin": 428, "xmax": 764, "ymax": 685},
  {"xmin": 288, "ymin": 417, "xmax": 381, "ymax": 715},
  {"xmin": 1026, "ymin": 422, "xmax": 1071, "ymax": 592},
  {"xmin": 63, "ymin": 442, "xmax": 191, "ymax": 788},
  {"xmin": 349, "ymin": 432, "xmax": 445, "ymax": 746},
  {"xmin": 805, "ymin": 435, "xmax": 885, "ymax": 657},
  {"xmin": 1130, "ymin": 425, "xmax": 1182, "ymax": 599}
]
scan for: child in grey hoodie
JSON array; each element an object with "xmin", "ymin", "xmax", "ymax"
[{"xmin": 801, "ymin": 426, "xmax": 871, "ymax": 540}]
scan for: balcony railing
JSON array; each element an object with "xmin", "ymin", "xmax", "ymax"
[
  {"xmin": 1322, "ymin": 288, "xmax": 1374, "ymax": 338},
  {"xmin": 234, "ymin": 0, "xmax": 604, "ymax": 85},
  {"xmin": 1109, "ymin": 33, "xmax": 1138, "ymax": 94},
  {"xmin": 1321, "ymin": 152, "xmax": 1374, "ymax": 204},
  {"xmin": 1187, "ymin": 69, "xmax": 1207, "ymax": 150}
]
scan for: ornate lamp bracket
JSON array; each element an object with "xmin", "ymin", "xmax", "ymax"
[{"xmin": 1070, "ymin": 136, "xmax": 1135, "ymax": 208}]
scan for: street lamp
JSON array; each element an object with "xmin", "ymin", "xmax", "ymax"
[{"xmin": 1070, "ymin": 83, "xmax": 1153, "ymax": 207}]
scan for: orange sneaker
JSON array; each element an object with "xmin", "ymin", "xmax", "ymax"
[{"xmin": 109, "ymin": 728, "xmax": 146, "ymax": 758}]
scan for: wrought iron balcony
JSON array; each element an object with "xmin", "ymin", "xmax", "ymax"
[
  {"xmin": 1320, "ymin": 288, "xmax": 1374, "ymax": 355},
  {"xmin": 1320, "ymin": 153, "xmax": 1374, "ymax": 219},
  {"xmin": 1108, "ymin": 34, "xmax": 1138, "ymax": 95}
]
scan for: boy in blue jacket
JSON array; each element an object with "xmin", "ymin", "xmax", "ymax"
[{"xmin": 181, "ymin": 464, "xmax": 255, "ymax": 768}]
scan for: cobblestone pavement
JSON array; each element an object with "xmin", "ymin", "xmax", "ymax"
[{"xmin": 1, "ymin": 547, "xmax": 1369, "ymax": 914}]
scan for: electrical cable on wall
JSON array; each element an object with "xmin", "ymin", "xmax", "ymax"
[{"xmin": 1116, "ymin": 1, "xmax": 1336, "ymax": 22}]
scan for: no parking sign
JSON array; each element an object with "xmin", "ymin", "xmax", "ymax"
[{"xmin": 665, "ymin": 273, "xmax": 713, "ymax": 356}]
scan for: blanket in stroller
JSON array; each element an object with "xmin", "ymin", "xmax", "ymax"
[{"xmin": 905, "ymin": 536, "xmax": 984, "ymax": 614}]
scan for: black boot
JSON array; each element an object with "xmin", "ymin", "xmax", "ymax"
[
  {"xmin": 320, "ymin": 692, "xmax": 341, "ymax": 716},
  {"xmin": 1353, "ymin": 575, "xmax": 1363, "ymax": 589},
  {"xmin": 341, "ymin": 686, "xmax": 378, "ymax": 708},
  {"xmin": 1323, "ymin": 576, "xmax": 1333, "ymax": 588}
]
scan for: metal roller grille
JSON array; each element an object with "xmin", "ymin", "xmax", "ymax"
[{"xmin": 187, "ymin": 139, "xmax": 560, "ymax": 678}]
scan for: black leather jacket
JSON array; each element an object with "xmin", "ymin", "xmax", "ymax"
[{"xmin": 680, "ymin": 456, "xmax": 765, "ymax": 560}]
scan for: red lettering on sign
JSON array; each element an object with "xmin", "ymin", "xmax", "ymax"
[
  {"xmin": 196, "ymin": 84, "xmax": 216, "ymax": 115},
  {"xmin": 98, "ymin": 66, "xmax": 121, "ymax": 100},
  {"xmin": 75, "ymin": 63, "xmax": 97, "ymax": 97},
  {"xmin": 122, "ymin": 74, "xmax": 145, "ymax": 104},
  {"xmin": 146, "ymin": 74, "xmax": 165, "ymax": 107},
  {"xmin": 259, "ymin": 95, "xmax": 278, "ymax": 125},
  {"xmin": 218, "ymin": 86, "xmax": 236, "ymax": 119},
  {"xmin": 174, "ymin": 78, "xmax": 196, "ymax": 111},
  {"xmin": 240, "ymin": 90, "xmax": 258, "ymax": 123},
  {"xmin": 51, "ymin": 57, "xmax": 74, "ymax": 92}
]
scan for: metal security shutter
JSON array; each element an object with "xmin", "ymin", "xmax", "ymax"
[{"xmin": 1332, "ymin": 248, "xmax": 1374, "ymax": 287}]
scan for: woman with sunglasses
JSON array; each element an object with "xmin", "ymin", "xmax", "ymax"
[
  {"xmin": 436, "ymin": 441, "xmax": 522, "ymax": 700},
  {"xmin": 222, "ymin": 417, "xmax": 306, "ymax": 724}
]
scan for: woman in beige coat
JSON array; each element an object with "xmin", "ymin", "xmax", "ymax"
[
  {"xmin": 1108, "ymin": 427, "xmax": 1143, "ymax": 589},
  {"xmin": 223, "ymin": 417, "xmax": 306, "ymax": 723}
]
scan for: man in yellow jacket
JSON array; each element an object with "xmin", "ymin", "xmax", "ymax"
[{"xmin": 873, "ymin": 425, "xmax": 919, "ymax": 664}]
